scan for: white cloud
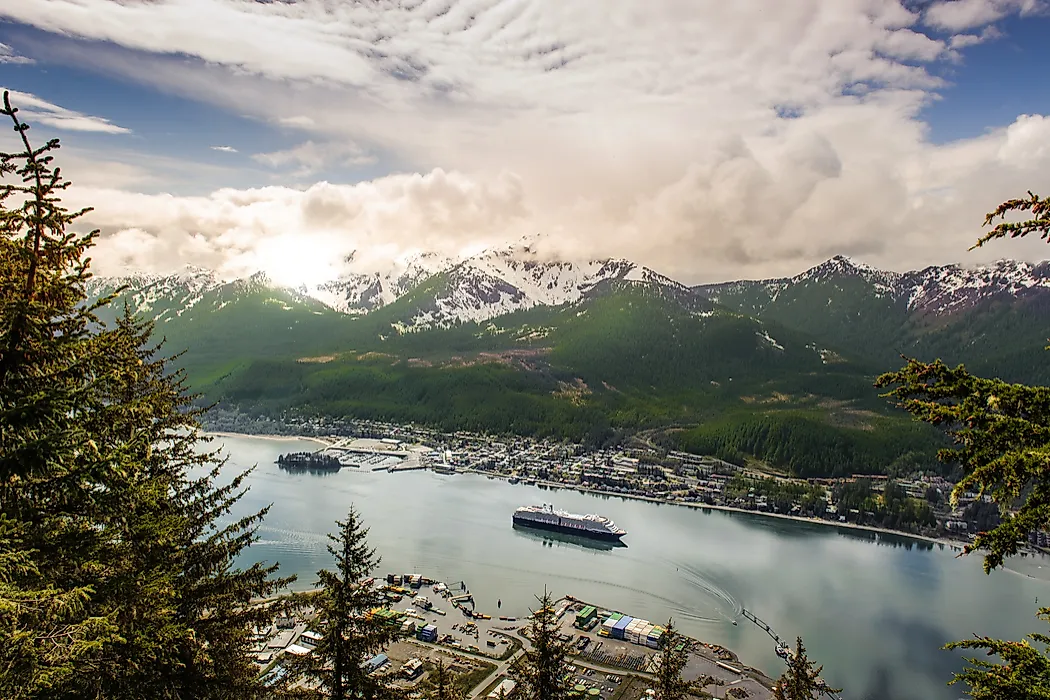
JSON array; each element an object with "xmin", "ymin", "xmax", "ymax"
[
  {"xmin": 67, "ymin": 111, "xmax": 1050, "ymax": 286},
  {"xmin": 1, "ymin": 89, "xmax": 130, "ymax": 134},
  {"xmin": 949, "ymin": 26, "xmax": 1003, "ymax": 48},
  {"xmin": 211, "ymin": 145, "xmax": 238, "ymax": 153},
  {"xmin": 277, "ymin": 116, "xmax": 316, "ymax": 129},
  {"xmin": 925, "ymin": 0, "xmax": 1044, "ymax": 31},
  {"xmin": 76, "ymin": 169, "xmax": 529, "ymax": 282},
  {"xmin": 1, "ymin": 0, "xmax": 1047, "ymax": 282},
  {"xmin": 0, "ymin": 42, "xmax": 33, "ymax": 64},
  {"xmin": 253, "ymin": 140, "xmax": 375, "ymax": 176}
]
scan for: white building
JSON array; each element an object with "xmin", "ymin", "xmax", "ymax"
[{"xmin": 487, "ymin": 679, "xmax": 517, "ymax": 699}]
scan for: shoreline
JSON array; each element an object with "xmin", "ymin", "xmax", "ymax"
[
  {"xmin": 462, "ymin": 469, "xmax": 969, "ymax": 550},
  {"xmin": 209, "ymin": 431, "xmax": 972, "ymax": 551},
  {"xmin": 205, "ymin": 431, "xmax": 336, "ymax": 447}
]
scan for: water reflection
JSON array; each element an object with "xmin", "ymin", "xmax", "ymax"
[
  {"xmin": 512, "ymin": 523, "xmax": 628, "ymax": 552},
  {"xmin": 207, "ymin": 435, "xmax": 1050, "ymax": 700},
  {"xmin": 277, "ymin": 463, "xmax": 342, "ymax": 477}
]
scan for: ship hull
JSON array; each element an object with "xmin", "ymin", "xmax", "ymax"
[{"xmin": 512, "ymin": 514, "xmax": 625, "ymax": 542}]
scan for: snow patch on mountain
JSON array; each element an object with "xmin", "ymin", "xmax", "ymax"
[
  {"xmin": 791, "ymin": 255, "xmax": 902, "ymax": 296},
  {"xmin": 756, "ymin": 329, "xmax": 784, "ymax": 350},
  {"xmin": 697, "ymin": 255, "xmax": 1050, "ymax": 318},
  {"xmin": 902, "ymin": 259, "xmax": 1050, "ymax": 314},
  {"xmin": 390, "ymin": 243, "xmax": 684, "ymax": 329},
  {"xmin": 308, "ymin": 252, "xmax": 451, "ymax": 314},
  {"xmin": 85, "ymin": 265, "xmax": 221, "ymax": 318}
]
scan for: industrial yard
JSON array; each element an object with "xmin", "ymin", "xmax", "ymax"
[{"xmin": 253, "ymin": 574, "xmax": 775, "ymax": 699}]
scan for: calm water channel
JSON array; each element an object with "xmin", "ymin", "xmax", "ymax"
[{"xmin": 208, "ymin": 434, "xmax": 1050, "ymax": 700}]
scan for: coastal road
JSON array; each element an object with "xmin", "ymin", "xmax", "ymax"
[{"xmin": 468, "ymin": 647, "xmax": 526, "ymax": 700}]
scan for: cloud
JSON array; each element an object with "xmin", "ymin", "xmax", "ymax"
[
  {"xmin": 63, "ymin": 110, "xmax": 1050, "ymax": 286},
  {"xmin": 925, "ymin": 0, "xmax": 1044, "ymax": 31},
  {"xmin": 211, "ymin": 145, "xmax": 238, "ymax": 153},
  {"xmin": 277, "ymin": 116, "xmax": 315, "ymax": 129},
  {"xmin": 253, "ymin": 140, "xmax": 376, "ymax": 176},
  {"xmin": 948, "ymin": 26, "xmax": 1003, "ymax": 48},
  {"xmin": 75, "ymin": 169, "xmax": 529, "ymax": 283},
  {"xmin": 0, "ymin": 42, "xmax": 33, "ymax": 64},
  {"xmin": 1, "ymin": 0, "xmax": 1048, "ymax": 283},
  {"xmin": 1, "ymin": 89, "xmax": 130, "ymax": 134}
]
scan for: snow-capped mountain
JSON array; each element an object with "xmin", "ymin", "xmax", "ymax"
[
  {"xmin": 695, "ymin": 254, "xmax": 1050, "ymax": 382},
  {"xmin": 85, "ymin": 265, "xmax": 222, "ymax": 322},
  {"xmin": 306, "ymin": 252, "xmax": 451, "ymax": 315},
  {"xmin": 390, "ymin": 244, "xmax": 686, "ymax": 329},
  {"xmin": 87, "ymin": 244, "xmax": 687, "ymax": 330},
  {"xmin": 900, "ymin": 259, "xmax": 1050, "ymax": 316},
  {"xmin": 697, "ymin": 254, "xmax": 1050, "ymax": 317}
]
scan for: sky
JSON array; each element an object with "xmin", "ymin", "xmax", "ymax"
[{"xmin": 1, "ymin": 0, "xmax": 1049, "ymax": 286}]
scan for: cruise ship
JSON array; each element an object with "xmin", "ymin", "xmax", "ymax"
[{"xmin": 512, "ymin": 504, "xmax": 627, "ymax": 542}]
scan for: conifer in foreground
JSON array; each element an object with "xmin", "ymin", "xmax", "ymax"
[
  {"xmin": 510, "ymin": 590, "xmax": 573, "ymax": 700},
  {"xmin": 428, "ymin": 659, "xmax": 464, "ymax": 700},
  {"xmin": 0, "ymin": 91, "xmax": 292, "ymax": 699},
  {"xmin": 284, "ymin": 506, "xmax": 399, "ymax": 700},
  {"xmin": 878, "ymin": 187, "xmax": 1050, "ymax": 697},
  {"xmin": 772, "ymin": 638, "xmax": 839, "ymax": 700},
  {"xmin": 652, "ymin": 619, "xmax": 719, "ymax": 700},
  {"xmin": 944, "ymin": 607, "xmax": 1050, "ymax": 698}
]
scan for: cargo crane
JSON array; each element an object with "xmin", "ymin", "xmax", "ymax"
[{"xmin": 740, "ymin": 608, "xmax": 844, "ymax": 700}]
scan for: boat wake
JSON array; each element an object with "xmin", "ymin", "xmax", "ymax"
[{"xmin": 665, "ymin": 559, "xmax": 743, "ymax": 624}]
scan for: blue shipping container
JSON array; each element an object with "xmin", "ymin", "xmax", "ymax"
[{"xmin": 612, "ymin": 617, "xmax": 632, "ymax": 639}]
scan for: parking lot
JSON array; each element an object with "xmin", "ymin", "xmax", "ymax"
[{"xmin": 565, "ymin": 663, "xmax": 627, "ymax": 700}]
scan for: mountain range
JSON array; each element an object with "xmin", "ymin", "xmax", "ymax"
[{"xmin": 85, "ymin": 247, "xmax": 1050, "ymax": 477}]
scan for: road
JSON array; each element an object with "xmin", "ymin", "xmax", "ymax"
[{"xmin": 467, "ymin": 646, "xmax": 526, "ymax": 700}]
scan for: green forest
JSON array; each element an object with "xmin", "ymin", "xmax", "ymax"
[
  {"xmin": 177, "ymin": 279, "xmax": 949, "ymax": 474},
  {"xmin": 671, "ymin": 410, "xmax": 946, "ymax": 478}
]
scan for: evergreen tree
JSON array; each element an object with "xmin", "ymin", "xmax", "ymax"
[
  {"xmin": 0, "ymin": 91, "xmax": 292, "ymax": 698},
  {"xmin": 877, "ymin": 190, "xmax": 1050, "ymax": 695},
  {"xmin": 428, "ymin": 659, "xmax": 464, "ymax": 700},
  {"xmin": 510, "ymin": 590, "xmax": 572, "ymax": 700},
  {"xmin": 0, "ymin": 88, "xmax": 122, "ymax": 698},
  {"xmin": 877, "ymin": 190, "xmax": 1050, "ymax": 572},
  {"xmin": 286, "ymin": 506, "xmax": 399, "ymax": 700},
  {"xmin": 651, "ymin": 619, "xmax": 719, "ymax": 700},
  {"xmin": 772, "ymin": 637, "xmax": 839, "ymax": 700},
  {"xmin": 945, "ymin": 607, "xmax": 1050, "ymax": 698}
]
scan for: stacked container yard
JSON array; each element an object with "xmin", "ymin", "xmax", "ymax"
[
  {"xmin": 418, "ymin": 624, "xmax": 438, "ymax": 643},
  {"xmin": 639, "ymin": 622, "xmax": 655, "ymax": 645},
  {"xmin": 628, "ymin": 619, "xmax": 649, "ymax": 644},
  {"xmin": 575, "ymin": 605, "xmax": 597, "ymax": 628},
  {"xmin": 612, "ymin": 616, "xmax": 632, "ymax": 639},
  {"xmin": 646, "ymin": 626, "xmax": 665, "ymax": 648},
  {"xmin": 599, "ymin": 613, "xmax": 622, "ymax": 637}
]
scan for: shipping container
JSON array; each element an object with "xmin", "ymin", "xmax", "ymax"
[{"xmin": 612, "ymin": 616, "xmax": 632, "ymax": 639}]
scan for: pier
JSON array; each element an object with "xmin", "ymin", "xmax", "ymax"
[{"xmin": 740, "ymin": 607, "xmax": 844, "ymax": 700}]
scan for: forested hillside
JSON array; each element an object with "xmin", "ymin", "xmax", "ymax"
[
  {"xmin": 200, "ymin": 281, "xmax": 946, "ymax": 472},
  {"xmin": 698, "ymin": 256, "xmax": 1050, "ymax": 385}
]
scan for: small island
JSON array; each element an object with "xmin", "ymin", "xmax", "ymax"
[{"xmin": 276, "ymin": 452, "xmax": 342, "ymax": 472}]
